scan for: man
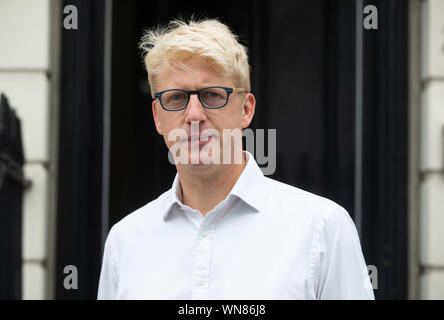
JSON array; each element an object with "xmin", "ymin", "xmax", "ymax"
[{"xmin": 97, "ymin": 18, "xmax": 375, "ymax": 300}]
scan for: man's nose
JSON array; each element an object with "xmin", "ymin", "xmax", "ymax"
[{"xmin": 184, "ymin": 94, "xmax": 207, "ymax": 123}]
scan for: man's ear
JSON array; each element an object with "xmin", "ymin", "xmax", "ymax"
[
  {"xmin": 152, "ymin": 100, "xmax": 164, "ymax": 135},
  {"xmin": 241, "ymin": 93, "xmax": 256, "ymax": 129}
]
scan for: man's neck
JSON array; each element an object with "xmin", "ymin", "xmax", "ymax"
[{"xmin": 177, "ymin": 152, "xmax": 247, "ymax": 216}]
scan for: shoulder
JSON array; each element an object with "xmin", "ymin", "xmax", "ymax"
[
  {"xmin": 261, "ymin": 178, "xmax": 359, "ymax": 246},
  {"xmin": 261, "ymin": 176, "xmax": 346, "ymax": 221}
]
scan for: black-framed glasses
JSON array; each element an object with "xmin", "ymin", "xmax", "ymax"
[{"xmin": 154, "ymin": 86, "xmax": 247, "ymax": 111}]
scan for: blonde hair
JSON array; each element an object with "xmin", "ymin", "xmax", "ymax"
[{"xmin": 139, "ymin": 18, "xmax": 251, "ymax": 97}]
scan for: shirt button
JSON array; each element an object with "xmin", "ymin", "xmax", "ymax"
[
  {"xmin": 200, "ymin": 230, "xmax": 208, "ymax": 237},
  {"xmin": 197, "ymin": 280, "xmax": 205, "ymax": 286}
]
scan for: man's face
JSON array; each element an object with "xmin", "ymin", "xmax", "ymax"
[{"xmin": 152, "ymin": 56, "xmax": 255, "ymax": 168}]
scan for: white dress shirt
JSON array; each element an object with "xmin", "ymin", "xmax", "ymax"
[{"xmin": 97, "ymin": 151, "xmax": 375, "ymax": 300}]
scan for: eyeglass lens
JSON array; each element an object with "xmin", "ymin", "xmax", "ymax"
[{"xmin": 161, "ymin": 87, "xmax": 228, "ymax": 110}]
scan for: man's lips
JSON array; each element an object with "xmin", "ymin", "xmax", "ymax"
[
  {"xmin": 187, "ymin": 135, "xmax": 213, "ymax": 146},
  {"xmin": 188, "ymin": 135, "xmax": 212, "ymax": 141}
]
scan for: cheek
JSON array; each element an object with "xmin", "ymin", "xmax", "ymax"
[
  {"xmin": 162, "ymin": 125, "xmax": 177, "ymax": 143},
  {"xmin": 157, "ymin": 112, "xmax": 179, "ymax": 133},
  {"xmin": 161, "ymin": 122, "xmax": 188, "ymax": 149},
  {"xmin": 163, "ymin": 135, "xmax": 176, "ymax": 150},
  {"xmin": 162, "ymin": 130, "xmax": 183, "ymax": 153},
  {"xmin": 218, "ymin": 106, "xmax": 243, "ymax": 128}
]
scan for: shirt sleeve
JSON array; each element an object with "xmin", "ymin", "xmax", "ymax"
[
  {"xmin": 312, "ymin": 206, "xmax": 375, "ymax": 300},
  {"xmin": 97, "ymin": 227, "xmax": 118, "ymax": 300}
]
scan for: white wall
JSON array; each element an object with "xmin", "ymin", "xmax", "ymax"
[
  {"xmin": 0, "ymin": 0, "xmax": 58, "ymax": 300},
  {"xmin": 419, "ymin": 0, "xmax": 444, "ymax": 300}
]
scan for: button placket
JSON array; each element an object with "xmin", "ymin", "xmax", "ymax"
[
  {"xmin": 191, "ymin": 216, "xmax": 216, "ymax": 299},
  {"xmin": 200, "ymin": 230, "xmax": 208, "ymax": 237}
]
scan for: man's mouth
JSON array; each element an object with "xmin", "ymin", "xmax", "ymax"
[
  {"xmin": 187, "ymin": 135, "xmax": 213, "ymax": 146},
  {"xmin": 188, "ymin": 135, "xmax": 211, "ymax": 141}
]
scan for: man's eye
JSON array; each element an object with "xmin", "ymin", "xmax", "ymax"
[
  {"xmin": 171, "ymin": 94, "xmax": 184, "ymax": 100},
  {"xmin": 203, "ymin": 91, "xmax": 222, "ymax": 99}
]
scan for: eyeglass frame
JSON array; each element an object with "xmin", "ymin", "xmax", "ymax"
[{"xmin": 154, "ymin": 86, "xmax": 247, "ymax": 111}]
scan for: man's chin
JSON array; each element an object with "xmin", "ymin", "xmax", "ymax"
[
  {"xmin": 172, "ymin": 151, "xmax": 220, "ymax": 167},
  {"xmin": 186, "ymin": 155, "xmax": 219, "ymax": 167}
]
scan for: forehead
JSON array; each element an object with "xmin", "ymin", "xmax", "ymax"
[{"xmin": 156, "ymin": 56, "xmax": 233, "ymax": 90}]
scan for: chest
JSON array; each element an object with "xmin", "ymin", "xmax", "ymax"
[{"xmin": 115, "ymin": 223, "xmax": 316, "ymax": 299}]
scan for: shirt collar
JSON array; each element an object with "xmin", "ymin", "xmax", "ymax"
[{"xmin": 162, "ymin": 150, "xmax": 266, "ymax": 221}]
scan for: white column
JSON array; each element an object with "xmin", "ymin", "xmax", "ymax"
[
  {"xmin": 0, "ymin": 0, "xmax": 58, "ymax": 300},
  {"xmin": 419, "ymin": 0, "xmax": 444, "ymax": 300}
]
